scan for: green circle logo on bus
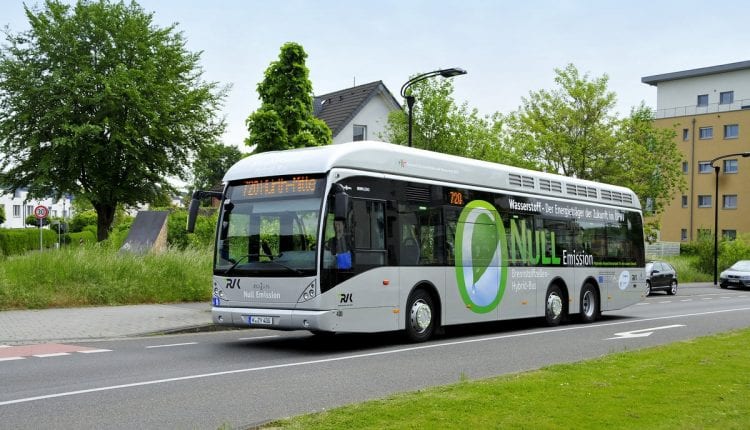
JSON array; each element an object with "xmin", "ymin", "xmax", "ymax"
[{"xmin": 454, "ymin": 200, "xmax": 508, "ymax": 313}]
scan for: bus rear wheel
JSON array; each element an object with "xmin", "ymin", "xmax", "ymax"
[
  {"xmin": 545, "ymin": 285, "xmax": 565, "ymax": 326},
  {"xmin": 406, "ymin": 289, "xmax": 435, "ymax": 342},
  {"xmin": 580, "ymin": 283, "xmax": 599, "ymax": 323}
]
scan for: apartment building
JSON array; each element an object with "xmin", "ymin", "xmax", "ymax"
[{"xmin": 642, "ymin": 60, "xmax": 750, "ymax": 242}]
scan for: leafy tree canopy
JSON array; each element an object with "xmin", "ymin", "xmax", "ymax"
[
  {"xmin": 245, "ymin": 42, "xmax": 331, "ymax": 153},
  {"xmin": 0, "ymin": 0, "xmax": 227, "ymax": 241},
  {"xmin": 384, "ymin": 77, "xmax": 512, "ymax": 163},
  {"xmin": 191, "ymin": 142, "xmax": 244, "ymax": 192},
  {"xmin": 504, "ymin": 64, "xmax": 684, "ymax": 236}
]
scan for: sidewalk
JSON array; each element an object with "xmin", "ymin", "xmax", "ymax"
[{"xmin": 0, "ymin": 302, "xmax": 213, "ymax": 345}]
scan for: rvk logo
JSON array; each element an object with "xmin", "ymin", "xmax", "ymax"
[
  {"xmin": 454, "ymin": 200, "xmax": 508, "ymax": 314},
  {"xmin": 339, "ymin": 293, "xmax": 353, "ymax": 304}
]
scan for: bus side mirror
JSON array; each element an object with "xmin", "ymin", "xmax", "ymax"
[
  {"xmin": 334, "ymin": 190, "xmax": 350, "ymax": 221},
  {"xmin": 186, "ymin": 190, "xmax": 223, "ymax": 233},
  {"xmin": 187, "ymin": 197, "xmax": 201, "ymax": 233}
]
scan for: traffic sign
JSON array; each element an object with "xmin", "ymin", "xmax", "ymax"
[{"xmin": 33, "ymin": 205, "xmax": 49, "ymax": 220}]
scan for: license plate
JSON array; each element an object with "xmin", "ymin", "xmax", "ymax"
[
  {"xmin": 729, "ymin": 279, "xmax": 739, "ymax": 284},
  {"xmin": 249, "ymin": 316, "xmax": 273, "ymax": 325}
]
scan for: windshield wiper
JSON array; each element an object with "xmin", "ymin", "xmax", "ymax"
[
  {"xmin": 222, "ymin": 254, "xmax": 260, "ymax": 275},
  {"xmin": 260, "ymin": 259, "xmax": 302, "ymax": 275}
]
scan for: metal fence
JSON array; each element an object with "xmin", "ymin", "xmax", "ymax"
[{"xmin": 646, "ymin": 241, "xmax": 681, "ymax": 258}]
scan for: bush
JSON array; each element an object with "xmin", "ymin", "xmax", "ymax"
[
  {"xmin": 69, "ymin": 210, "xmax": 98, "ymax": 233},
  {"xmin": 689, "ymin": 234, "xmax": 750, "ymax": 275},
  {"xmin": 0, "ymin": 228, "xmax": 58, "ymax": 256},
  {"xmin": 167, "ymin": 208, "xmax": 217, "ymax": 249}
]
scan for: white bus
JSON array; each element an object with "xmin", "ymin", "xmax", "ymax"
[{"xmin": 188, "ymin": 141, "xmax": 646, "ymax": 342}]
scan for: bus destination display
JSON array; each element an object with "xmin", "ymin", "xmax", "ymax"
[{"xmin": 240, "ymin": 176, "xmax": 320, "ymax": 199}]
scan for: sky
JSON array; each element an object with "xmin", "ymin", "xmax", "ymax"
[{"xmin": 3, "ymin": 0, "xmax": 750, "ymax": 151}]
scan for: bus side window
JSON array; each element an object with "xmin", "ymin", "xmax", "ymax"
[
  {"xmin": 444, "ymin": 207, "xmax": 460, "ymax": 265},
  {"xmin": 352, "ymin": 199, "xmax": 386, "ymax": 266}
]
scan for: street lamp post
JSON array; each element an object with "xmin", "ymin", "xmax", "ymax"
[
  {"xmin": 400, "ymin": 68, "xmax": 467, "ymax": 148},
  {"xmin": 709, "ymin": 151, "xmax": 750, "ymax": 285}
]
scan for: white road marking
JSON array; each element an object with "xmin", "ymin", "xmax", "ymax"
[
  {"xmin": 607, "ymin": 324, "xmax": 685, "ymax": 340},
  {"xmin": 237, "ymin": 335, "xmax": 280, "ymax": 341},
  {"xmin": 33, "ymin": 353, "xmax": 70, "ymax": 358},
  {"xmin": 0, "ymin": 357, "xmax": 24, "ymax": 362},
  {"xmin": 78, "ymin": 349, "xmax": 112, "ymax": 354},
  {"xmin": 145, "ymin": 342, "xmax": 198, "ymax": 349},
  {"xmin": 3, "ymin": 305, "xmax": 750, "ymax": 407}
]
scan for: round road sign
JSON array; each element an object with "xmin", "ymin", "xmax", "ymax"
[{"xmin": 34, "ymin": 205, "xmax": 49, "ymax": 219}]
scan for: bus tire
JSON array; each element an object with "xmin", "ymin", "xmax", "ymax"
[
  {"xmin": 406, "ymin": 289, "xmax": 435, "ymax": 342},
  {"xmin": 579, "ymin": 283, "xmax": 599, "ymax": 323},
  {"xmin": 545, "ymin": 285, "xmax": 565, "ymax": 326}
]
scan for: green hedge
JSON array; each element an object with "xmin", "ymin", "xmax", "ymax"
[{"xmin": 0, "ymin": 228, "xmax": 58, "ymax": 256}]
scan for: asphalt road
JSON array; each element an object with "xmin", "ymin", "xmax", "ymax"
[{"xmin": 2, "ymin": 285, "xmax": 749, "ymax": 429}]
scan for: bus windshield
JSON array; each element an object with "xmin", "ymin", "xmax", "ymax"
[{"xmin": 215, "ymin": 176, "xmax": 324, "ymax": 276}]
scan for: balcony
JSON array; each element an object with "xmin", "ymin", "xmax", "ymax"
[{"xmin": 655, "ymin": 98, "xmax": 750, "ymax": 119}]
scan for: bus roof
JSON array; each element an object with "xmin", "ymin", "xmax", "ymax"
[{"xmin": 225, "ymin": 141, "xmax": 641, "ymax": 210}]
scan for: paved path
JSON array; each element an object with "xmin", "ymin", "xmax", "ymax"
[{"xmin": 0, "ymin": 303, "xmax": 212, "ymax": 345}]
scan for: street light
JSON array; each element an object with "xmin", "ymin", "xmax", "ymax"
[
  {"xmin": 709, "ymin": 151, "xmax": 750, "ymax": 285},
  {"xmin": 400, "ymin": 67, "xmax": 467, "ymax": 148}
]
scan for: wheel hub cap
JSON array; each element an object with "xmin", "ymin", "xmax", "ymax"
[{"xmin": 411, "ymin": 300, "xmax": 432, "ymax": 333}]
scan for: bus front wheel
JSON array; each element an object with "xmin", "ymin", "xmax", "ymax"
[
  {"xmin": 545, "ymin": 285, "xmax": 565, "ymax": 326},
  {"xmin": 406, "ymin": 289, "xmax": 435, "ymax": 342}
]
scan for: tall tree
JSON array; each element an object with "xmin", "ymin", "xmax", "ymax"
[
  {"xmin": 504, "ymin": 64, "xmax": 618, "ymax": 178},
  {"xmin": 384, "ymin": 77, "xmax": 511, "ymax": 163},
  {"xmin": 505, "ymin": 64, "xmax": 684, "ymax": 236},
  {"xmin": 245, "ymin": 42, "xmax": 331, "ymax": 153},
  {"xmin": 0, "ymin": 0, "xmax": 226, "ymax": 241},
  {"xmin": 191, "ymin": 142, "xmax": 244, "ymax": 191}
]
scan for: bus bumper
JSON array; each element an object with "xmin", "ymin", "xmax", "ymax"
[{"xmin": 212, "ymin": 306, "xmax": 339, "ymax": 332}]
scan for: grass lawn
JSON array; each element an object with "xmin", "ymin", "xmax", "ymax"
[{"xmin": 267, "ymin": 328, "xmax": 750, "ymax": 429}]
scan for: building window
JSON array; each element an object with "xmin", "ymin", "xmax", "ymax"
[
  {"xmin": 681, "ymin": 195, "xmax": 688, "ymax": 208},
  {"xmin": 723, "ymin": 194, "xmax": 737, "ymax": 209},
  {"xmin": 699, "ymin": 127, "xmax": 713, "ymax": 139},
  {"xmin": 681, "ymin": 229, "xmax": 688, "ymax": 241},
  {"xmin": 682, "ymin": 128, "xmax": 689, "ymax": 141},
  {"xmin": 698, "ymin": 195, "xmax": 712, "ymax": 208},
  {"xmin": 353, "ymin": 125, "xmax": 367, "ymax": 141},
  {"xmin": 724, "ymin": 159, "xmax": 738, "ymax": 173},
  {"xmin": 682, "ymin": 161, "xmax": 689, "ymax": 174},
  {"xmin": 698, "ymin": 161, "xmax": 712, "ymax": 173},
  {"xmin": 719, "ymin": 91, "xmax": 734, "ymax": 105},
  {"xmin": 13, "ymin": 205, "xmax": 21, "ymax": 217},
  {"xmin": 697, "ymin": 94, "xmax": 709, "ymax": 107},
  {"xmin": 722, "ymin": 230, "xmax": 737, "ymax": 240},
  {"xmin": 26, "ymin": 205, "xmax": 33, "ymax": 217},
  {"xmin": 724, "ymin": 124, "xmax": 739, "ymax": 139}
]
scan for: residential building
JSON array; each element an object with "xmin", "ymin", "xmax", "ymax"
[
  {"xmin": 314, "ymin": 80, "xmax": 401, "ymax": 145},
  {"xmin": 0, "ymin": 189, "xmax": 73, "ymax": 229},
  {"xmin": 642, "ymin": 60, "xmax": 750, "ymax": 242}
]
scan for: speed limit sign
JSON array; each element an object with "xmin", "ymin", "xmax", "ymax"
[{"xmin": 34, "ymin": 205, "xmax": 49, "ymax": 219}]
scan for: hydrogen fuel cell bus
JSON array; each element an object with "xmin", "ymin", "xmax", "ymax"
[{"xmin": 187, "ymin": 141, "xmax": 646, "ymax": 342}]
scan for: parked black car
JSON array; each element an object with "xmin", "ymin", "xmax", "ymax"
[{"xmin": 645, "ymin": 261, "xmax": 678, "ymax": 295}]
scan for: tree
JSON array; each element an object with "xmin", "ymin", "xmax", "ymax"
[
  {"xmin": 0, "ymin": 0, "xmax": 227, "ymax": 241},
  {"xmin": 0, "ymin": 204, "xmax": 5, "ymax": 225},
  {"xmin": 191, "ymin": 142, "xmax": 244, "ymax": 192},
  {"xmin": 384, "ymin": 77, "xmax": 511, "ymax": 163},
  {"xmin": 245, "ymin": 42, "xmax": 331, "ymax": 153},
  {"xmin": 505, "ymin": 64, "xmax": 684, "ymax": 236},
  {"xmin": 504, "ymin": 64, "xmax": 619, "ymax": 177}
]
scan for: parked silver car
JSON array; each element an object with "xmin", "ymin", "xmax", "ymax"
[{"xmin": 719, "ymin": 260, "xmax": 750, "ymax": 289}]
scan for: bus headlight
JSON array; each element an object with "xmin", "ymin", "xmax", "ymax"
[
  {"xmin": 297, "ymin": 280, "xmax": 317, "ymax": 303},
  {"xmin": 213, "ymin": 287, "xmax": 226, "ymax": 300}
]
